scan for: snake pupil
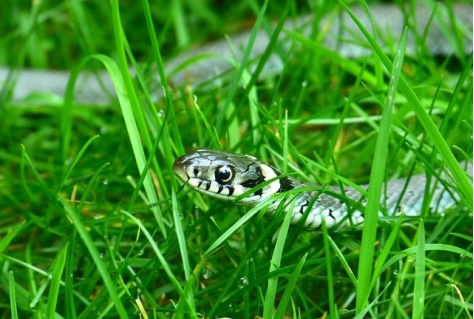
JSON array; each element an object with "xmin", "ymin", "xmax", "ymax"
[{"xmin": 215, "ymin": 166, "xmax": 233, "ymax": 184}]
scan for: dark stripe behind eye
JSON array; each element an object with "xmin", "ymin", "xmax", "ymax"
[{"xmin": 277, "ymin": 176, "xmax": 294, "ymax": 193}]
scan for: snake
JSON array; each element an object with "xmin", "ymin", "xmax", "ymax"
[
  {"xmin": 174, "ymin": 149, "xmax": 472, "ymax": 230},
  {"xmin": 3, "ymin": 3, "xmax": 472, "ymax": 227}
]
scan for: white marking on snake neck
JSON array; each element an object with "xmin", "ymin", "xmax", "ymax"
[
  {"xmin": 232, "ymin": 185, "xmax": 245, "ymax": 197},
  {"xmin": 260, "ymin": 164, "xmax": 280, "ymax": 197}
]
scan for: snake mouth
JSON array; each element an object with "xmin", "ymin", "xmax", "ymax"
[{"xmin": 173, "ymin": 158, "xmax": 189, "ymax": 183}]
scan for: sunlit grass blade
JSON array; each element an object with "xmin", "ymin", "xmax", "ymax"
[
  {"xmin": 356, "ymin": 24, "xmax": 408, "ymax": 314},
  {"xmin": 327, "ymin": 236, "xmax": 357, "ymax": 285},
  {"xmin": 9, "ymin": 271, "xmax": 18, "ymax": 319},
  {"xmin": 57, "ymin": 135, "xmax": 100, "ymax": 190},
  {"xmin": 65, "ymin": 229, "xmax": 78, "ymax": 319},
  {"xmin": 369, "ymin": 218, "xmax": 403, "ymax": 291},
  {"xmin": 262, "ymin": 199, "xmax": 294, "ymax": 319},
  {"xmin": 322, "ymin": 221, "xmax": 337, "ymax": 318},
  {"xmin": 286, "ymin": 29, "xmax": 378, "ymax": 87},
  {"xmin": 216, "ymin": 0, "xmax": 269, "ymax": 130},
  {"xmin": 76, "ymin": 162, "xmax": 110, "ymax": 211},
  {"xmin": 171, "ymin": 190, "xmax": 196, "ymax": 313},
  {"xmin": 0, "ymin": 221, "xmax": 25, "ymax": 254},
  {"xmin": 109, "ymin": 0, "xmax": 168, "ymax": 236},
  {"xmin": 353, "ymin": 284, "xmax": 393, "ymax": 319},
  {"xmin": 378, "ymin": 244, "xmax": 473, "ymax": 275},
  {"xmin": 62, "ymin": 53, "xmax": 168, "ymax": 238},
  {"xmin": 141, "ymin": 0, "xmax": 186, "ymax": 163},
  {"xmin": 46, "ymin": 243, "xmax": 69, "ymax": 319},
  {"xmin": 191, "ymin": 98, "xmax": 221, "ymax": 148},
  {"xmin": 412, "ymin": 220, "xmax": 426, "ymax": 318},
  {"xmin": 273, "ymin": 253, "xmax": 307, "ymax": 319}
]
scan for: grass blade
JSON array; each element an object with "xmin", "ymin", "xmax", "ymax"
[
  {"xmin": 216, "ymin": 0, "xmax": 269, "ymax": 131},
  {"xmin": 322, "ymin": 221, "xmax": 337, "ymax": 318},
  {"xmin": 9, "ymin": 271, "xmax": 18, "ymax": 319},
  {"xmin": 263, "ymin": 200, "xmax": 294, "ymax": 319},
  {"xmin": 356, "ymin": 24, "xmax": 408, "ymax": 314},
  {"xmin": 273, "ymin": 253, "xmax": 307, "ymax": 319},
  {"xmin": 412, "ymin": 220, "xmax": 426, "ymax": 318},
  {"xmin": 109, "ymin": 0, "xmax": 168, "ymax": 237},
  {"xmin": 171, "ymin": 190, "xmax": 196, "ymax": 313},
  {"xmin": 0, "ymin": 221, "xmax": 25, "ymax": 255},
  {"xmin": 46, "ymin": 243, "xmax": 69, "ymax": 319}
]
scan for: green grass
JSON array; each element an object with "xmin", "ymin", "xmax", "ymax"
[{"xmin": 0, "ymin": 0, "xmax": 472, "ymax": 318}]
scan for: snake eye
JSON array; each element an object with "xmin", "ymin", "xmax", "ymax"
[{"xmin": 215, "ymin": 165, "xmax": 234, "ymax": 184}]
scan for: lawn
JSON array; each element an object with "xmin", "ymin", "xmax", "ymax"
[{"xmin": 0, "ymin": 0, "xmax": 472, "ymax": 318}]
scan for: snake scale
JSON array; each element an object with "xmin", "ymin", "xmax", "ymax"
[{"xmin": 174, "ymin": 149, "xmax": 472, "ymax": 230}]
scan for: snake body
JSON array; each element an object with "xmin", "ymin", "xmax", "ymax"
[
  {"xmin": 174, "ymin": 149, "xmax": 471, "ymax": 230},
  {"xmin": 2, "ymin": 3, "xmax": 472, "ymax": 105}
]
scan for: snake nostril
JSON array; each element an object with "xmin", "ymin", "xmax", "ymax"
[{"xmin": 193, "ymin": 168, "xmax": 200, "ymax": 176}]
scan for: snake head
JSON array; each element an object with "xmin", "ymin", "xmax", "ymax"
[{"xmin": 173, "ymin": 148, "xmax": 284, "ymax": 205}]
